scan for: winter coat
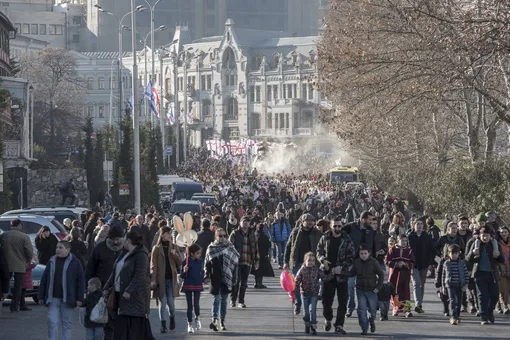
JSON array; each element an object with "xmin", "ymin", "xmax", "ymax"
[
  {"xmin": 386, "ymin": 246, "xmax": 415, "ymax": 283},
  {"xmin": 284, "ymin": 226, "xmax": 323, "ymax": 268},
  {"xmin": 84, "ymin": 218, "xmax": 98, "ymax": 255},
  {"xmin": 196, "ymin": 229, "xmax": 215, "ymax": 260},
  {"xmin": 84, "ymin": 290, "xmax": 103, "ymax": 328},
  {"xmin": 498, "ymin": 239, "xmax": 510, "ymax": 278},
  {"xmin": 466, "ymin": 240, "xmax": 504, "ymax": 280},
  {"xmin": 0, "ymin": 228, "xmax": 33, "ymax": 273},
  {"xmin": 38, "ymin": 253, "xmax": 85, "ymax": 308},
  {"xmin": 442, "ymin": 258, "xmax": 469, "ymax": 288},
  {"xmin": 408, "ymin": 231, "xmax": 435, "ymax": 270},
  {"xmin": 344, "ymin": 221, "xmax": 375, "ymax": 256},
  {"xmin": 128, "ymin": 224, "xmax": 152, "ymax": 253},
  {"xmin": 93, "ymin": 225, "xmax": 109, "ymax": 245},
  {"xmin": 180, "ymin": 257, "xmax": 204, "ymax": 292},
  {"xmin": 229, "ymin": 228, "xmax": 259, "ymax": 267},
  {"xmin": 271, "ymin": 219, "xmax": 291, "ymax": 243},
  {"xmin": 251, "ymin": 230, "xmax": 275, "ymax": 278},
  {"xmin": 295, "ymin": 265, "xmax": 334, "ymax": 296},
  {"xmin": 350, "ymin": 257, "xmax": 385, "ymax": 292},
  {"xmin": 427, "ymin": 225, "xmax": 441, "ymax": 246},
  {"xmin": 0, "ymin": 246, "xmax": 10, "ymax": 295},
  {"xmin": 150, "ymin": 242, "xmax": 181, "ymax": 299},
  {"xmin": 373, "ymin": 229, "xmax": 388, "ymax": 262},
  {"xmin": 104, "ymin": 245, "xmax": 151, "ymax": 317},
  {"xmin": 35, "ymin": 234, "xmax": 59, "ymax": 266},
  {"xmin": 435, "ymin": 234, "xmax": 465, "ymax": 258},
  {"xmin": 70, "ymin": 238, "xmax": 87, "ymax": 269},
  {"xmin": 148, "ymin": 223, "xmax": 159, "ymax": 252},
  {"xmin": 316, "ymin": 230, "xmax": 355, "ymax": 282},
  {"xmin": 86, "ymin": 240, "xmax": 123, "ymax": 285},
  {"xmin": 22, "ymin": 263, "xmax": 37, "ymax": 289}
]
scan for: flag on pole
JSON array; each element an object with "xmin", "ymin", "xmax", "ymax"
[
  {"xmin": 187, "ymin": 110, "xmax": 194, "ymax": 124},
  {"xmin": 144, "ymin": 80, "xmax": 153, "ymax": 100},
  {"xmin": 167, "ymin": 106, "xmax": 175, "ymax": 125},
  {"xmin": 151, "ymin": 87, "xmax": 160, "ymax": 117},
  {"xmin": 127, "ymin": 94, "xmax": 133, "ymax": 109}
]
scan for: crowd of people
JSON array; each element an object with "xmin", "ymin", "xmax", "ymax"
[{"xmin": 0, "ymin": 150, "xmax": 509, "ymax": 339}]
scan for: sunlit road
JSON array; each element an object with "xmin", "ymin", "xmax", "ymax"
[{"xmin": 1, "ymin": 265, "xmax": 509, "ymax": 339}]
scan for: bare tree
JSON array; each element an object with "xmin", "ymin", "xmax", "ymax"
[{"xmin": 19, "ymin": 47, "xmax": 85, "ymax": 156}]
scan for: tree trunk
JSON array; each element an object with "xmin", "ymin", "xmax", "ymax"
[
  {"xmin": 484, "ymin": 126, "xmax": 496, "ymax": 163},
  {"xmin": 50, "ymin": 99, "xmax": 55, "ymax": 155}
]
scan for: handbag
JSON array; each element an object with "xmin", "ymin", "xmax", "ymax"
[
  {"xmin": 106, "ymin": 288, "xmax": 116, "ymax": 312},
  {"xmin": 90, "ymin": 297, "xmax": 109, "ymax": 324}
]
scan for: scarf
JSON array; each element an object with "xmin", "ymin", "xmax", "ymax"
[{"xmin": 205, "ymin": 241, "xmax": 240, "ymax": 291}]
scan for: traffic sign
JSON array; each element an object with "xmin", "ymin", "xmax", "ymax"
[{"xmin": 166, "ymin": 146, "xmax": 173, "ymax": 156}]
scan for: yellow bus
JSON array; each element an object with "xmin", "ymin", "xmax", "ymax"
[{"xmin": 329, "ymin": 167, "xmax": 360, "ymax": 183}]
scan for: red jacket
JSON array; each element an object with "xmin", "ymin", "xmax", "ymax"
[{"xmin": 22, "ymin": 263, "xmax": 37, "ymax": 289}]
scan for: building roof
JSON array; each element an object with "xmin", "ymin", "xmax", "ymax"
[
  {"xmin": 256, "ymin": 36, "xmax": 318, "ymax": 48},
  {"xmin": 192, "ymin": 36, "xmax": 223, "ymax": 44},
  {"xmin": 232, "ymin": 27, "xmax": 289, "ymax": 47},
  {"xmin": 0, "ymin": 10, "xmax": 15, "ymax": 33}
]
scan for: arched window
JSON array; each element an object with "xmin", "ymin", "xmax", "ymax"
[
  {"xmin": 222, "ymin": 47, "xmax": 236, "ymax": 69},
  {"xmin": 86, "ymin": 104, "xmax": 94, "ymax": 117},
  {"xmin": 267, "ymin": 112, "xmax": 272, "ymax": 129},
  {"xmin": 225, "ymin": 98, "xmax": 238, "ymax": 120}
]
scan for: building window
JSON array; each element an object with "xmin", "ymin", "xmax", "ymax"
[
  {"xmin": 267, "ymin": 112, "xmax": 272, "ymax": 129},
  {"xmin": 112, "ymin": 105, "xmax": 116, "ymax": 118},
  {"xmin": 202, "ymin": 99, "xmax": 211, "ymax": 117},
  {"xmin": 225, "ymin": 98, "xmax": 238, "ymax": 120},
  {"xmin": 251, "ymin": 112, "xmax": 260, "ymax": 131},
  {"xmin": 267, "ymin": 85, "xmax": 272, "ymax": 101},
  {"xmin": 22, "ymin": 23, "xmax": 30, "ymax": 34},
  {"xmin": 249, "ymin": 86, "xmax": 255, "ymax": 103},
  {"xmin": 207, "ymin": 75, "xmax": 212, "ymax": 89},
  {"xmin": 178, "ymin": 77, "xmax": 183, "ymax": 91},
  {"xmin": 309, "ymin": 84, "xmax": 314, "ymax": 100},
  {"xmin": 31, "ymin": 24, "xmax": 38, "ymax": 35},
  {"xmin": 14, "ymin": 23, "xmax": 21, "ymax": 34},
  {"xmin": 39, "ymin": 24, "xmax": 46, "ymax": 35},
  {"xmin": 98, "ymin": 105, "xmax": 104, "ymax": 118},
  {"xmin": 72, "ymin": 16, "xmax": 82, "ymax": 26},
  {"xmin": 275, "ymin": 112, "xmax": 279, "ymax": 129},
  {"xmin": 273, "ymin": 85, "xmax": 278, "ymax": 99},
  {"xmin": 87, "ymin": 77, "xmax": 93, "ymax": 90},
  {"xmin": 255, "ymin": 86, "xmax": 261, "ymax": 103},
  {"xmin": 302, "ymin": 111, "xmax": 313, "ymax": 128},
  {"xmin": 206, "ymin": 0, "xmax": 215, "ymax": 10},
  {"xmin": 72, "ymin": 34, "xmax": 80, "ymax": 43},
  {"xmin": 110, "ymin": 77, "xmax": 116, "ymax": 89},
  {"xmin": 201, "ymin": 75, "xmax": 206, "ymax": 90},
  {"xmin": 87, "ymin": 105, "xmax": 94, "ymax": 117},
  {"xmin": 287, "ymin": 84, "xmax": 293, "ymax": 99},
  {"xmin": 98, "ymin": 77, "xmax": 105, "ymax": 90},
  {"xmin": 49, "ymin": 24, "xmax": 63, "ymax": 35},
  {"xmin": 301, "ymin": 84, "xmax": 307, "ymax": 100},
  {"xmin": 273, "ymin": 54, "xmax": 280, "ymax": 67}
]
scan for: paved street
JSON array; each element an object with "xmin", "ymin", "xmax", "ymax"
[{"xmin": 1, "ymin": 265, "xmax": 509, "ymax": 340}]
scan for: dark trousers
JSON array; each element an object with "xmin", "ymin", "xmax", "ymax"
[
  {"xmin": 61, "ymin": 193, "xmax": 77, "ymax": 205},
  {"xmin": 20, "ymin": 288, "xmax": 26, "ymax": 308},
  {"xmin": 440, "ymin": 292, "xmax": 449, "ymax": 313},
  {"xmin": 475, "ymin": 271, "xmax": 499, "ymax": 319},
  {"xmin": 104, "ymin": 296, "xmax": 118, "ymax": 340},
  {"xmin": 185, "ymin": 291, "xmax": 201, "ymax": 322},
  {"xmin": 447, "ymin": 286, "xmax": 462, "ymax": 319},
  {"xmin": 231, "ymin": 264, "xmax": 251, "ymax": 304},
  {"xmin": 255, "ymin": 275, "xmax": 264, "ymax": 286},
  {"xmin": 322, "ymin": 280, "xmax": 348, "ymax": 327},
  {"xmin": 10, "ymin": 272, "xmax": 24, "ymax": 312}
]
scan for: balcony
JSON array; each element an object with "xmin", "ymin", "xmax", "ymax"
[
  {"xmin": 294, "ymin": 128, "xmax": 313, "ymax": 136},
  {"xmin": 253, "ymin": 129, "xmax": 292, "ymax": 137}
]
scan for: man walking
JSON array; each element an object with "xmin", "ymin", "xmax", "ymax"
[
  {"xmin": 317, "ymin": 217, "xmax": 355, "ymax": 335},
  {"xmin": 271, "ymin": 211, "xmax": 291, "ymax": 269},
  {"xmin": 284, "ymin": 213, "xmax": 323, "ymax": 315},
  {"xmin": 408, "ymin": 217, "xmax": 435, "ymax": 314},
  {"xmin": 0, "ymin": 218, "xmax": 33, "ymax": 313},
  {"xmin": 229, "ymin": 216, "xmax": 259, "ymax": 308}
]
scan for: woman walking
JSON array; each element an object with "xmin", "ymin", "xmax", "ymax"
[
  {"xmin": 35, "ymin": 226, "xmax": 59, "ymax": 265},
  {"xmin": 204, "ymin": 228, "xmax": 240, "ymax": 332},
  {"xmin": 103, "ymin": 230, "xmax": 154, "ymax": 340},
  {"xmin": 252, "ymin": 223, "xmax": 274, "ymax": 289},
  {"xmin": 150, "ymin": 226, "xmax": 181, "ymax": 333}
]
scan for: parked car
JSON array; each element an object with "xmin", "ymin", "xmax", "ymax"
[
  {"xmin": 7, "ymin": 264, "xmax": 46, "ymax": 304},
  {"xmin": 190, "ymin": 194, "xmax": 218, "ymax": 207},
  {"xmin": 0, "ymin": 215, "xmax": 68, "ymax": 262},
  {"xmin": 2, "ymin": 206, "xmax": 89, "ymax": 225},
  {"xmin": 169, "ymin": 200, "xmax": 202, "ymax": 217}
]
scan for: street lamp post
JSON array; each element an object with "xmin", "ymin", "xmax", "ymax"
[{"xmin": 131, "ymin": 0, "xmax": 141, "ymax": 213}]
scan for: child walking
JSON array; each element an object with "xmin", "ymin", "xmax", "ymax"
[
  {"xmin": 84, "ymin": 277, "xmax": 104, "ymax": 340},
  {"xmin": 181, "ymin": 243, "xmax": 204, "ymax": 334},
  {"xmin": 442, "ymin": 244, "xmax": 469, "ymax": 325},
  {"xmin": 350, "ymin": 244, "xmax": 385, "ymax": 335},
  {"xmin": 377, "ymin": 276, "xmax": 396, "ymax": 321},
  {"xmin": 386, "ymin": 235, "xmax": 415, "ymax": 317},
  {"xmin": 435, "ymin": 256, "xmax": 451, "ymax": 316},
  {"xmin": 294, "ymin": 252, "xmax": 334, "ymax": 335}
]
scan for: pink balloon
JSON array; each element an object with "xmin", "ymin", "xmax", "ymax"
[
  {"xmin": 280, "ymin": 270, "xmax": 296, "ymax": 293},
  {"xmin": 288, "ymin": 291, "xmax": 295, "ymax": 303}
]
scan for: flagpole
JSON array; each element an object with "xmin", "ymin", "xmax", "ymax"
[{"xmin": 183, "ymin": 53, "xmax": 188, "ymax": 163}]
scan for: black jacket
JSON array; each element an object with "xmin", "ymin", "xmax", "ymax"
[
  {"xmin": 0, "ymin": 246, "xmax": 10, "ymax": 295},
  {"xmin": 435, "ymin": 234, "xmax": 465, "ymax": 258},
  {"xmin": 70, "ymin": 239, "xmax": 87, "ymax": 269},
  {"xmin": 104, "ymin": 245, "xmax": 151, "ymax": 317},
  {"xmin": 85, "ymin": 240, "xmax": 122, "ymax": 285},
  {"xmin": 197, "ymin": 229, "xmax": 215, "ymax": 260},
  {"xmin": 35, "ymin": 235, "xmax": 59, "ymax": 266},
  {"xmin": 344, "ymin": 221, "xmax": 374, "ymax": 256},
  {"xmin": 408, "ymin": 231, "xmax": 435, "ymax": 270},
  {"xmin": 466, "ymin": 241, "xmax": 504, "ymax": 279},
  {"xmin": 84, "ymin": 290, "xmax": 104, "ymax": 328}
]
